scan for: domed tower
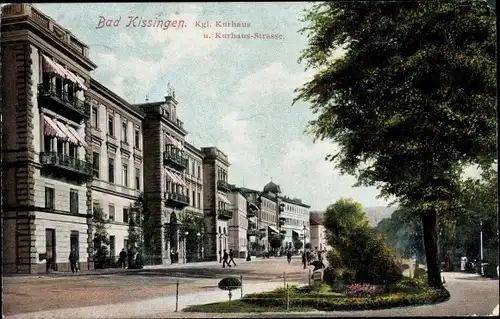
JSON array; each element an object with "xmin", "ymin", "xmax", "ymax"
[{"xmin": 263, "ymin": 181, "xmax": 281, "ymax": 195}]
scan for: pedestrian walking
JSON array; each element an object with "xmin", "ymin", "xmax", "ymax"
[
  {"xmin": 170, "ymin": 249, "xmax": 174, "ymax": 264},
  {"xmin": 222, "ymin": 249, "xmax": 231, "ymax": 268},
  {"xmin": 174, "ymin": 250, "xmax": 179, "ymax": 263},
  {"xmin": 229, "ymin": 249, "xmax": 237, "ymax": 266},
  {"xmin": 461, "ymin": 256, "xmax": 468, "ymax": 271},
  {"xmin": 68, "ymin": 246, "xmax": 78, "ymax": 274},
  {"xmin": 119, "ymin": 248, "xmax": 127, "ymax": 269},
  {"xmin": 286, "ymin": 250, "xmax": 292, "ymax": 264}
]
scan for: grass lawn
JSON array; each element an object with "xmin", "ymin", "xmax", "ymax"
[
  {"xmin": 183, "ymin": 300, "xmax": 315, "ymax": 313},
  {"xmin": 183, "ymin": 279, "xmax": 450, "ymax": 313}
]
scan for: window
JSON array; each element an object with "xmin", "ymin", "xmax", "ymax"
[
  {"xmin": 197, "ymin": 192, "xmax": 201, "ymax": 208},
  {"xmin": 197, "ymin": 166, "xmax": 201, "ymax": 179},
  {"xmin": 93, "ymin": 201, "xmax": 100, "ymax": 214},
  {"xmin": 70, "ymin": 189, "xmax": 78, "ymax": 214},
  {"xmin": 108, "ymin": 205, "xmax": 115, "ymax": 221},
  {"xmin": 122, "ymin": 164, "xmax": 128, "ymax": 187},
  {"xmin": 134, "ymin": 128, "xmax": 140, "ymax": 148},
  {"xmin": 44, "ymin": 135, "xmax": 52, "ymax": 152},
  {"xmin": 93, "ymin": 152, "xmax": 100, "ymax": 178},
  {"xmin": 123, "ymin": 207, "xmax": 129, "ymax": 224},
  {"xmin": 45, "ymin": 187, "xmax": 55, "ymax": 210},
  {"xmin": 191, "ymin": 161, "xmax": 196, "ymax": 176},
  {"xmin": 92, "ymin": 105, "xmax": 98, "ymax": 128},
  {"xmin": 135, "ymin": 168, "xmax": 140, "ymax": 190},
  {"xmin": 192, "ymin": 190, "xmax": 196, "ymax": 206},
  {"xmin": 121, "ymin": 121, "xmax": 128, "ymax": 143},
  {"xmin": 108, "ymin": 113, "xmax": 114, "ymax": 136},
  {"xmin": 108, "ymin": 157, "xmax": 115, "ymax": 183}
]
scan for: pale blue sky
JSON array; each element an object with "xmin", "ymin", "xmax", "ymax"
[{"xmin": 30, "ymin": 3, "xmax": 479, "ymax": 210}]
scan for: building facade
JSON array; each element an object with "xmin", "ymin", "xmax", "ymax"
[
  {"xmin": 1, "ymin": 3, "xmax": 97, "ymax": 273},
  {"xmin": 227, "ymin": 189, "xmax": 249, "ymax": 258},
  {"xmin": 280, "ymin": 196, "xmax": 311, "ymax": 250},
  {"xmin": 310, "ymin": 211, "xmax": 330, "ymax": 252},
  {"xmin": 201, "ymin": 147, "xmax": 232, "ymax": 261},
  {"xmin": 87, "ymin": 79, "xmax": 145, "ymax": 262}
]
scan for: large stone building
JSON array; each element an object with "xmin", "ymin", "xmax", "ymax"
[
  {"xmin": 227, "ymin": 189, "xmax": 250, "ymax": 258},
  {"xmin": 201, "ymin": 147, "xmax": 232, "ymax": 261},
  {"xmin": 1, "ymin": 3, "xmax": 96, "ymax": 273},
  {"xmin": 280, "ymin": 196, "xmax": 311, "ymax": 249},
  {"xmin": 87, "ymin": 79, "xmax": 145, "ymax": 261}
]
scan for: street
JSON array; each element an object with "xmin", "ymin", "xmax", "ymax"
[{"xmin": 4, "ymin": 257, "xmax": 499, "ymax": 318}]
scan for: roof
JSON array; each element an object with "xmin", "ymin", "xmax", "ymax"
[
  {"xmin": 310, "ymin": 211, "xmax": 325, "ymax": 225},
  {"xmin": 263, "ymin": 181, "xmax": 281, "ymax": 194},
  {"xmin": 89, "ymin": 79, "xmax": 145, "ymax": 118}
]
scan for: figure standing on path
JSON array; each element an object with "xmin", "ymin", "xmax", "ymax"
[
  {"xmin": 286, "ymin": 250, "xmax": 292, "ymax": 264},
  {"xmin": 222, "ymin": 249, "xmax": 231, "ymax": 268},
  {"xmin": 461, "ymin": 256, "xmax": 468, "ymax": 271},
  {"xmin": 174, "ymin": 250, "xmax": 179, "ymax": 263},
  {"xmin": 69, "ymin": 247, "xmax": 78, "ymax": 274},
  {"xmin": 119, "ymin": 248, "xmax": 127, "ymax": 269},
  {"xmin": 302, "ymin": 252, "xmax": 307, "ymax": 269},
  {"xmin": 229, "ymin": 249, "xmax": 237, "ymax": 266},
  {"xmin": 170, "ymin": 249, "xmax": 174, "ymax": 264}
]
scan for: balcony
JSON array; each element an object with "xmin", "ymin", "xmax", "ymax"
[
  {"xmin": 39, "ymin": 152, "xmax": 92, "ymax": 183},
  {"xmin": 247, "ymin": 208, "xmax": 257, "ymax": 218},
  {"xmin": 279, "ymin": 217, "xmax": 286, "ymax": 226},
  {"xmin": 37, "ymin": 83, "xmax": 89, "ymax": 123},
  {"xmin": 217, "ymin": 180, "xmax": 231, "ymax": 193},
  {"xmin": 163, "ymin": 151, "xmax": 188, "ymax": 171},
  {"xmin": 165, "ymin": 192, "xmax": 189, "ymax": 209},
  {"xmin": 217, "ymin": 209, "xmax": 233, "ymax": 220},
  {"xmin": 247, "ymin": 229, "xmax": 258, "ymax": 237}
]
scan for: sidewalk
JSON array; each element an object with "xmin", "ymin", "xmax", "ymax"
[
  {"xmin": 4, "ymin": 258, "xmax": 251, "ymax": 279},
  {"xmin": 5, "ymin": 280, "xmax": 300, "ymax": 319}
]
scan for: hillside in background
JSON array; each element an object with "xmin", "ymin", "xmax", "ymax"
[{"xmin": 364, "ymin": 206, "xmax": 398, "ymax": 227}]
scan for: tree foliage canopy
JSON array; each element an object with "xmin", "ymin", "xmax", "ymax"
[
  {"xmin": 295, "ymin": 0, "xmax": 496, "ymax": 288},
  {"xmin": 295, "ymin": 1, "xmax": 496, "ymax": 206}
]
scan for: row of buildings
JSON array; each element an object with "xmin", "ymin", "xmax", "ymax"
[{"xmin": 0, "ymin": 4, "xmax": 328, "ymax": 273}]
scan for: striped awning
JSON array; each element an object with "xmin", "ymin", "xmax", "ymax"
[
  {"xmin": 166, "ymin": 135, "xmax": 183, "ymax": 149},
  {"xmin": 42, "ymin": 54, "xmax": 67, "ymax": 78},
  {"xmin": 66, "ymin": 125, "xmax": 86, "ymax": 146},
  {"xmin": 67, "ymin": 70, "xmax": 88, "ymax": 91},
  {"xmin": 268, "ymin": 225, "xmax": 279, "ymax": 234},
  {"xmin": 166, "ymin": 170, "xmax": 186, "ymax": 187},
  {"xmin": 54, "ymin": 120, "xmax": 79, "ymax": 145},
  {"xmin": 43, "ymin": 115, "xmax": 67, "ymax": 140},
  {"xmin": 42, "ymin": 54, "xmax": 87, "ymax": 90},
  {"xmin": 217, "ymin": 193, "xmax": 231, "ymax": 205}
]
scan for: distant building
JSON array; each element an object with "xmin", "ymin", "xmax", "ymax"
[
  {"xmin": 309, "ymin": 211, "xmax": 330, "ymax": 252},
  {"xmin": 227, "ymin": 189, "xmax": 249, "ymax": 258}
]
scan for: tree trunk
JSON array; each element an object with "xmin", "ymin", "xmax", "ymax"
[{"xmin": 421, "ymin": 209, "xmax": 443, "ymax": 288}]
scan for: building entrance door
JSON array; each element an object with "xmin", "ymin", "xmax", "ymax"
[{"xmin": 45, "ymin": 229, "xmax": 56, "ymax": 272}]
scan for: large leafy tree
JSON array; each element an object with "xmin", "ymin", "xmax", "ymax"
[
  {"xmin": 295, "ymin": 1, "xmax": 496, "ymax": 288},
  {"xmin": 324, "ymin": 197, "xmax": 370, "ymax": 246}
]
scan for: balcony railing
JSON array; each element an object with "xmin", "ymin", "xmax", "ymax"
[
  {"xmin": 217, "ymin": 180, "xmax": 231, "ymax": 192},
  {"xmin": 39, "ymin": 152, "xmax": 92, "ymax": 182},
  {"xmin": 163, "ymin": 151, "xmax": 188, "ymax": 171},
  {"xmin": 37, "ymin": 83, "xmax": 89, "ymax": 122},
  {"xmin": 247, "ymin": 229, "xmax": 258, "ymax": 237},
  {"xmin": 217, "ymin": 209, "xmax": 233, "ymax": 220},
  {"xmin": 165, "ymin": 192, "xmax": 189, "ymax": 208},
  {"xmin": 247, "ymin": 208, "xmax": 257, "ymax": 218}
]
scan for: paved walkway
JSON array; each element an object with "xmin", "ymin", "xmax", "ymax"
[{"xmin": 5, "ymin": 280, "xmax": 298, "ymax": 319}]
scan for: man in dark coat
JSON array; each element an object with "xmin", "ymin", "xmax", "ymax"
[
  {"xmin": 229, "ymin": 249, "xmax": 237, "ymax": 266},
  {"xmin": 222, "ymin": 249, "xmax": 231, "ymax": 268},
  {"xmin": 119, "ymin": 248, "xmax": 127, "ymax": 269},
  {"xmin": 69, "ymin": 247, "xmax": 78, "ymax": 274},
  {"xmin": 286, "ymin": 250, "xmax": 292, "ymax": 264},
  {"xmin": 170, "ymin": 249, "xmax": 175, "ymax": 264}
]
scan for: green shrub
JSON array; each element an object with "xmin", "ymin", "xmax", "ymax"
[
  {"xmin": 243, "ymin": 287, "xmax": 450, "ymax": 311},
  {"xmin": 333, "ymin": 228, "xmax": 403, "ymax": 285},
  {"xmin": 218, "ymin": 277, "xmax": 242, "ymax": 291},
  {"xmin": 341, "ymin": 268, "xmax": 357, "ymax": 284},
  {"xmin": 413, "ymin": 268, "xmax": 426, "ymax": 279}
]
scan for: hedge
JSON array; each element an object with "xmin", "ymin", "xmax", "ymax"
[{"xmin": 242, "ymin": 287, "xmax": 450, "ymax": 311}]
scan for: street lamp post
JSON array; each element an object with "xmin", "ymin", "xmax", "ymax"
[
  {"xmin": 302, "ymin": 224, "xmax": 307, "ymax": 269},
  {"xmin": 196, "ymin": 232, "xmax": 201, "ymax": 261},
  {"xmin": 480, "ymin": 220, "xmax": 484, "ymax": 276},
  {"xmin": 184, "ymin": 231, "xmax": 189, "ymax": 264},
  {"xmin": 219, "ymin": 234, "xmax": 223, "ymax": 263}
]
